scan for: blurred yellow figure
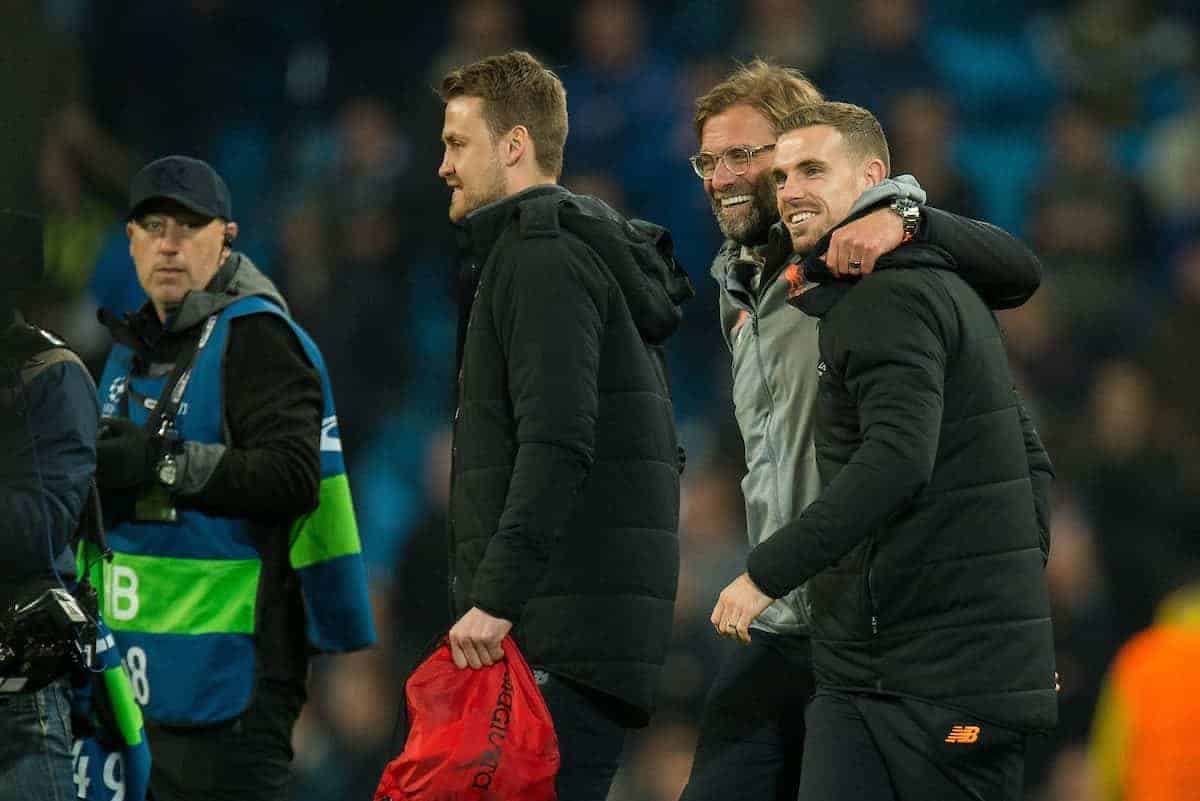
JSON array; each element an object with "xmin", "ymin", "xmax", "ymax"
[{"xmin": 1090, "ymin": 582, "xmax": 1200, "ymax": 801}]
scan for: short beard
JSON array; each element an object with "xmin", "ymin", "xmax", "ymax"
[
  {"xmin": 711, "ymin": 172, "xmax": 779, "ymax": 246},
  {"xmin": 461, "ymin": 157, "xmax": 510, "ymax": 218}
]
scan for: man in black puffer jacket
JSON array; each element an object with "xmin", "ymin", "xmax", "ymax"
[
  {"xmin": 712, "ymin": 101, "xmax": 1056, "ymax": 801},
  {"xmin": 437, "ymin": 51, "xmax": 692, "ymax": 801}
]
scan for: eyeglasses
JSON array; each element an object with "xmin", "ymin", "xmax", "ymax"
[{"xmin": 689, "ymin": 143, "xmax": 776, "ymax": 179}]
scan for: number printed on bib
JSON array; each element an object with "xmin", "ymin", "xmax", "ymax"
[
  {"xmin": 122, "ymin": 646, "xmax": 150, "ymax": 706},
  {"xmin": 72, "ymin": 740, "xmax": 90, "ymax": 799},
  {"xmin": 103, "ymin": 752, "xmax": 126, "ymax": 801}
]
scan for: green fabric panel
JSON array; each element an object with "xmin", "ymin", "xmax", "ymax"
[
  {"xmin": 101, "ymin": 553, "xmax": 260, "ymax": 635},
  {"xmin": 289, "ymin": 474, "xmax": 362, "ymax": 569},
  {"xmin": 102, "ymin": 666, "xmax": 145, "ymax": 746}
]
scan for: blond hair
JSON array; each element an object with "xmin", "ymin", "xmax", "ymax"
[
  {"xmin": 694, "ymin": 59, "xmax": 824, "ymax": 142},
  {"xmin": 777, "ymin": 101, "xmax": 891, "ymax": 173},
  {"xmin": 440, "ymin": 50, "xmax": 569, "ymax": 178}
]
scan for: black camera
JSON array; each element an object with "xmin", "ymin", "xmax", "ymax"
[{"xmin": 0, "ymin": 585, "xmax": 98, "ymax": 694}]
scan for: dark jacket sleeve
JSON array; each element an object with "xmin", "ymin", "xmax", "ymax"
[
  {"xmin": 1017, "ymin": 395, "xmax": 1054, "ymax": 563},
  {"xmin": 917, "ymin": 206, "xmax": 1042, "ymax": 310},
  {"xmin": 747, "ymin": 273, "xmax": 950, "ymax": 598},
  {"xmin": 1, "ymin": 360, "xmax": 98, "ymax": 577},
  {"xmin": 176, "ymin": 313, "xmax": 322, "ymax": 524},
  {"xmin": 469, "ymin": 237, "xmax": 608, "ymax": 621}
]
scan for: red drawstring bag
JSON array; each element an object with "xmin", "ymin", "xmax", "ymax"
[{"xmin": 374, "ymin": 636, "xmax": 560, "ymax": 801}]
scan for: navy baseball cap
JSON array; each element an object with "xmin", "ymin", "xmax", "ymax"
[{"xmin": 127, "ymin": 156, "xmax": 232, "ymax": 221}]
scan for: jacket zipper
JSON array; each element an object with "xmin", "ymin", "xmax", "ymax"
[
  {"xmin": 749, "ymin": 307, "xmax": 786, "ymax": 533},
  {"xmin": 864, "ymin": 540, "xmax": 879, "ymax": 635},
  {"xmin": 448, "ymin": 261, "xmax": 483, "ymax": 611}
]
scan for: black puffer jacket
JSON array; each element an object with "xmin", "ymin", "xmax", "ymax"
[
  {"xmin": 746, "ymin": 243, "xmax": 1057, "ymax": 733},
  {"xmin": 450, "ymin": 185, "xmax": 692, "ymax": 726}
]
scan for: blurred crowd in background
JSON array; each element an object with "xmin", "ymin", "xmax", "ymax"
[{"xmin": 9, "ymin": 0, "xmax": 1200, "ymax": 798}]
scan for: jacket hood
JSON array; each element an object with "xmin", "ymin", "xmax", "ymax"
[
  {"xmin": 462, "ymin": 186, "xmax": 694, "ymax": 345},
  {"xmin": 99, "ymin": 253, "xmax": 287, "ymax": 349},
  {"xmin": 550, "ymin": 194, "xmax": 694, "ymax": 345},
  {"xmin": 166, "ymin": 253, "xmax": 286, "ymax": 332}
]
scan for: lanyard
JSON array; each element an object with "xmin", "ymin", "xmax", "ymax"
[{"xmin": 112, "ymin": 314, "xmax": 218, "ymax": 436}]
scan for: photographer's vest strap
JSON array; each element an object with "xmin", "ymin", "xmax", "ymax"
[{"xmin": 93, "ymin": 296, "xmax": 374, "ymax": 725}]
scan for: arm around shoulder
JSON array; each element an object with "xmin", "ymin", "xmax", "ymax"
[{"xmin": 918, "ymin": 206, "xmax": 1042, "ymax": 310}]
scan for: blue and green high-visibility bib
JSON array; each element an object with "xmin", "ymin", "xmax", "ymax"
[{"xmin": 94, "ymin": 296, "xmax": 375, "ymax": 724}]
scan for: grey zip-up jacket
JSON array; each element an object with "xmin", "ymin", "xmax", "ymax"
[
  {"xmin": 712, "ymin": 177, "xmax": 926, "ymax": 636},
  {"xmin": 713, "ymin": 178, "xmax": 1046, "ymax": 637}
]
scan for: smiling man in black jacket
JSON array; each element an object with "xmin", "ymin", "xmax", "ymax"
[
  {"xmin": 437, "ymin": 51, "xmax": 692, "ymax": 801},
  {"xmin": 711, "ymin": 101, "xmax": 1056, "ymax": 801}
]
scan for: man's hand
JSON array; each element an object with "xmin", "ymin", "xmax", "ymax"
[
  {"xmin": 711, "ymin": 573, "xmax": 773, "ymax": 645},
  {"xmin": 96, "ymin": 417, "xmax": 157, "ymax": 491},
  {"xmin": 448, "ymin": 607, "xmax": 513, "ymax": 669},
  {"xmin": 822, "ymin": 207, "xmax": 905, "ymax": 278}
]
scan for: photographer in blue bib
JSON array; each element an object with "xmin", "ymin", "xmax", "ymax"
[
  {"xmin": 90, "ymin": 157, "xmax": 375, "ymax": 801},
  {"xmin": 0, "ymin": 210, "xmax": 100, "ymax": 801}
]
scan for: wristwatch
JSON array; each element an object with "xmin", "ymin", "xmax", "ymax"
[{"xmin": 890, "ymin": 198, "xmax": 921, "ymax": 244}]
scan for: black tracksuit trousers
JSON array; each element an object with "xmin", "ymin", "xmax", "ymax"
[
  {"xmin": 798, "ymin": 690, "xmax": 1026, "ymax": 801},
  {"xmin": 679, "ymin": 631, "xmax": 812, "ymax": 801},
  {"xmin": 146, "ymin": 679, "xmax": 305, "ymax": 801}
]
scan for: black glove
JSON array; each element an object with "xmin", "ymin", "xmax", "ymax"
[{"xmin": 96, "ymin": 417, "xmax": 158, "ymax": 491}]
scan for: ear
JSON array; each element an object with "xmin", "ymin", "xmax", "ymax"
[
  {"xmin": 223, "ymin": 222, "xmax": 239, "ymax": 247},
  {"xmin": 862, "ymin": 158, "xmax": 887, "ymax": 189},
  {"xmin": 126, "ymin": 221, "xmax": 137, "ymax": 259},
  {"xmin": 502, "ymin": 125, "xmax": 531, "ymax": 168}
]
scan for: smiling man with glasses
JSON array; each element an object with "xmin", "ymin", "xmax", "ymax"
[
  {"xmin": 680, "ymin": 60, "xmax": 1049, "ymax": 801},
  {"xmin": 690, "ymin": 142, "xmax": 777, "ymax": 245}
]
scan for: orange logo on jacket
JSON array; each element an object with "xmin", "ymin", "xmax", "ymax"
[
  {"xmin": 783, "ymin": 262, "xmax": 809, "ymax": 301},
  {"xmin": 945, "ymin": 725, "xmax": 981, "ymax": 744}
]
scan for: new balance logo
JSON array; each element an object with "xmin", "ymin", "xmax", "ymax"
[{"xmin": 945, "ymin": 725, "xmax": 981, "ymax": 744}]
